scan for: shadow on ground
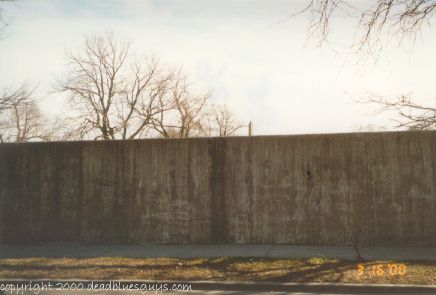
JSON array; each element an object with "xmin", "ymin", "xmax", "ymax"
[{"xmin": 1, "ymin": 256, "xmax": 434, "ymax": 285}]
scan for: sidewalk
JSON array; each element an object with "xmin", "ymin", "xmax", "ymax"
[{"xmin": 1, "ymin": 244, "xmax": 435, "ymax": 261}]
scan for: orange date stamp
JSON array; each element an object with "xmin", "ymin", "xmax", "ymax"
[{"xmin": 357, "ymin": 263, "xmax": 407, "ymax": 277}]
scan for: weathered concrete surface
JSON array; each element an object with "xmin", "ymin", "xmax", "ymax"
[{"xmin": 0, "ymin": 131, "xmax": 435, "ymax": 246}]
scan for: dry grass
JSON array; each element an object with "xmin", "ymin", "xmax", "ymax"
[{"xmin": 0, "ymin": 257, "xmax": 435, "ymax": 285}]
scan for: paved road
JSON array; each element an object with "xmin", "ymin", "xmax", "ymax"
[
  {"xmin": 1, "ymin": 244, "xmax": 436, "ymax": 260},
  {"xmin": 2, "ymin": 290, "xmax": 436, "ymax": 295},
  {"xmin": 1, "ymin": 281, "xmax": 435, "ymax": 295}
]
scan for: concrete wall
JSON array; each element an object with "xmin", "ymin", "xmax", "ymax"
[{"xmin": 0, "ymin": 131, "xmax": 435, "ymax": 246}]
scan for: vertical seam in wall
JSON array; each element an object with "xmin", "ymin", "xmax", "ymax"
[
  {"xmin": 209, "ymin": 138, "xmax": 227, "ymax": 243},
  {"xmin": 247, "ymin": 139, "xmax": 254, "ymax": 243}
]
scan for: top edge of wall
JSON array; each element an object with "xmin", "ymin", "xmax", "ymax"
[{"xmin": 0, "ymin": 130, "xmax": 435, "ymax": 146}]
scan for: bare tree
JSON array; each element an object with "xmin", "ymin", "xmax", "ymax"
[
  {"xmin": 300, "ymin": 0, "xmax": 436, "ymax": 52},
  {"xmin": 299, "ymin": 1, "xmax": 436, "ymax": 131},
  {"xmin": 207, "ymin": 104, "xmax": 244, "ymax": 137},
  {"xmin": 0, "ymin": 2, "xmax": 53, "ymax": 142},
  {"xmin": 152, "ymin": 70, "xmax": 210, "ymax": 138},
  {"xmin": 361, "ymin": 94, "xmax": 436, "ymax": 130},
  {"xmin": 0, "ymin": 83, "xmax": 52, "ymax": 142},
  {"xmin": 58, "ymin": 33, "xmax": 243, "ymax": 140},
  {"xmin": 58, "ymin": 33, "xmax": 178, "ymax": 140},
  {"xmin": 0, "ymin": 0, "xmax": 15, "ymax": 36},
  {"xmin": 0, "ymin": 1, "xmax": 7, "ymax": 34}
]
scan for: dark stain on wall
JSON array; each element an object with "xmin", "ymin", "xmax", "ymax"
[{"xmin": 208, "ymin": 138, "xmax": 228, "ymax": 243}]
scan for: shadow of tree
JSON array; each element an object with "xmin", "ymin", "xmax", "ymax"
[
  {"xmin": 1, "ymin": 257, "xmax": 435, "ymax": 282},
  {"xmin": 261, "ymin": 259, "xmax": 356, "ymax": 282}
]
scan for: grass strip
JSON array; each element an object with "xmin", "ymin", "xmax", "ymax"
[{"xmin": 0, "ymin": 257, "xmax": 435, "ymax": 285}]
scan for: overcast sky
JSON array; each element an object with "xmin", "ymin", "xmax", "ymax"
[{"xmin": 1, "ymin": 0, "xmax": 435, "ymax": 135}]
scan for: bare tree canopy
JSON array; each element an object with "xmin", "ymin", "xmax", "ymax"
[
  {"xmin": 0, "ymin": 83, "xmax": 53, "ymax": 142},
  {"xmin": 301, "ymin": 0, "xmax": 436, "ymax": 51},
  {"xmin": 0, "ymin": 1, "xmax": 53, "ymax": 142},
  {"xmin": 58, "ymin": 33, "xmax": 240, "ymax": 140},
  {"xmin": 208, "ymin": 104, "xmax": 244, "ymax": 137},
  {"xmin": 0, "ymin": 0, "xmax": 15, "ymax": 35},
  {"xmin": 152, "ymin": 69, "xmax": 210, "ymax": 138},
  {"xmin": 0, "ymin": 83, "xmax": 29, "ymax": 112},
  {"xmin": 299, "ymin": 1, "xmax": 436, "ymax": 131},
  {"xmin": 362, "ymin": 94, "xmax": 436, "ymax": 130},
  {"xmin": 58, "ymin": 33, "xmax": 166, "ymax": 140}
]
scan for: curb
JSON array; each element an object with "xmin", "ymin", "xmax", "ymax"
[{"xmin": 1, "ymin": 279, "xmax": 435, "ymax": 294}]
